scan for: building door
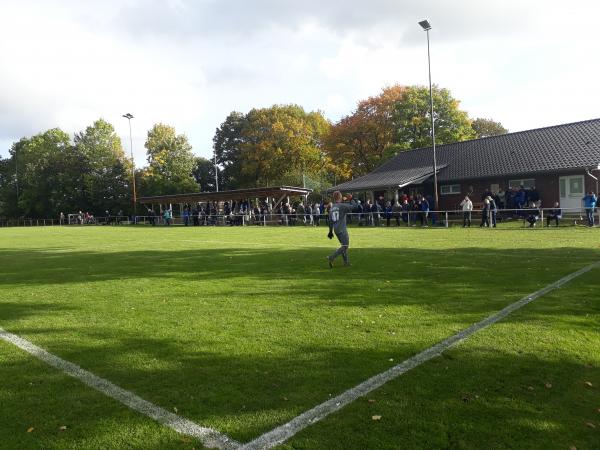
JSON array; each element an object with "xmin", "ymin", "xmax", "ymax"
[{"xmin": 559, "ymin": 175, "xmax": 584, "ymax": 212}]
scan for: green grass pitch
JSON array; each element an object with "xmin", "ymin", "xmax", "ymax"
[{"xmin": 0, "ymin": 226, "xmax": 599, "ymax": 449}]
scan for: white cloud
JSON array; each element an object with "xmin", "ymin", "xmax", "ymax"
[{"xmin": 1, "ymin": 0, "xmax": 599, "ymax": 164}]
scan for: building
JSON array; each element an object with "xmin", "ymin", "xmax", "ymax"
[{"xmin": 328, "ymin": 118, "xmax": 600, "ymax": 211}]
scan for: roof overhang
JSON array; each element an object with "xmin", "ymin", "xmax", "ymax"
[{"xmin": 327, "ymin": 164, "xmax": 447, "ymax": 192}]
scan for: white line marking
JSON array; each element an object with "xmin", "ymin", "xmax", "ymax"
[
  {"xmin": 241, "ymin": 260, "xmax": 600, "ymax": 449},
  {"xmin": 0, "ymin": 329, "xmax": 240, "ymax": 450}
]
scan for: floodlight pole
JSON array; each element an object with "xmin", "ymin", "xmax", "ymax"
[
  {"xmin": 214, "ymin": 147, "xmax": 219, "ymax": 192},
  {"xmin": 14, "ymin": 146, "xmax": 19, "ymax": 201},
  {"xmin": 419, "ymin": 19, "xmax": 439, "ymax": 210},
  {"xmin": 122, "ymin": 113, "xmax": 137, "ymax": 220}
]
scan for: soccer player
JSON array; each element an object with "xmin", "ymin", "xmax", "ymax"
[{"xmin": 327, "ymin": 191, "xmax": 357, "ymax": 268}]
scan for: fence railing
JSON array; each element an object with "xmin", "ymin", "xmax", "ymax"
[{"xmin": 1, "ymin": 207, "xmax": 597, "ymax": 228}]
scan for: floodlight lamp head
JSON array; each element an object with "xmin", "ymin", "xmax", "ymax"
[
  {"xmin": 123, "ymin": 113, "xmax": 134, "ymax": 119},
  {"xmin": 419, "ymin": 20, "xmax": 431, "ymax": 31}
]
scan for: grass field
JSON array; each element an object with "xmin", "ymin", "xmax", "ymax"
[{"xmin": 0, "ymin": 226, "xmax": 599, "ymax": 450}]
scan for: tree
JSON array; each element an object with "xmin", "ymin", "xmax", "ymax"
[
  {"xmin": 393, "ymin": 85, "xmax": 475, "ymax": 151},
  {"xmin": 140, "ymin": 123, "xmax": 198, "ymax": 196},
  {"xmin": 192, "ymin": 156, "xmax": 219, "ymax": 192},
  {"xmin": 212, "ymin": 111, "xmax": 247, "ymax": 190},
  {"xmin": 73, "ymin": 119, "xmax": 132, "ymax": 214},
  {"xmin": 9, "ymin": 129, "xmax": 78, "ymax": 218},
  {"xmin": 238, "ymin": 105, "xmax": 330, "ymax": 187},
  {"xmin": 325, "ymin": 84, "xmax": 476, "ymax": 180},
  {"xmin": 472, "ymin": 118, "xmax": 508, "ymax": 138},
  {"xmin": 324, "ymin": 85, "xmax": 405, "ymax": 178},
  {"xmin": 212, "ymin": 105, "xmax": 331, "ymax": 189}
]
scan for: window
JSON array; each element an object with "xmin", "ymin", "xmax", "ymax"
[
  {"xmin": 440, "ymin": 184, "xmax": 461, "ymax": 195},
  {"xmin": 569, "ymin": 177, "xmax": 583, "ymax": 195},
  {"xmin": 508, "ymin": 179, "xmax": 535, "ymax": 189}
]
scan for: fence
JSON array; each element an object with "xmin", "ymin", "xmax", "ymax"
[{"xmin": 1, "ymin": 207, "xmax": 597, "ymax": 228}]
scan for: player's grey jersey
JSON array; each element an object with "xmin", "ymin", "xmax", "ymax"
[{"xmin": 329, "ymin": 202, "xmax": 355, "ymax": 233}]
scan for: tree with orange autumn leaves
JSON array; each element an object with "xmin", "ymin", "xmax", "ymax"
[{"xmin": 324, "ymin": 84, "xmax": 479, "ymax": 180}]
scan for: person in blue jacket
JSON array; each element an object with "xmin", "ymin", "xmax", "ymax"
[{"xmin": 582, "ymin": 191, "xmax": 597, "ymax": 226}]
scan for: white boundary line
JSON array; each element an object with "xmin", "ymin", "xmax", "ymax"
[
  {"xmin": 0, "ymin": 328, "xmax": 240, "ymax": 450},
  {"xmin": 241, "ymin": 260, "xmax": 600, "ymax": 449},
  {"xmin": 3, "ymin": 260, "xmax": 598, "ymax": 450}
]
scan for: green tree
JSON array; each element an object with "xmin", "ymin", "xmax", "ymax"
[
  {"xmin": 73, "ymin": 119, "xmax": 132, "ymax": 214},
  {"xmin": 192, "ymin": 156, "xmax": 219, "ymax": 192},
  {"xmin": 10, "ymin": 129, "xmax": 78, "ymax": 218},
  {"xmin": 238, "ymin": 105, "xmax": 330, "ymax": 187},
  {"xmin": 141, "ymin": 123, "xmax": 198, "ymax": 196},
  {"xmin": 212, "ymin": 105, "xmax": 331, "ymax": 189},
  {"xmin": 393, "ymin": 85, "xmax": 475, "ymax": 151},
  {"xmin": 212, "ymin": 111, "xmax": 247, "ymax": 190},
  {"xmin": 472, "ymin": 117, "xmax": 508, "ymax": 138}
]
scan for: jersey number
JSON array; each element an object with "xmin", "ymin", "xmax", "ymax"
[{"xmin": 331, "ymin": 211, "xmax": 339, "ymax": 222}]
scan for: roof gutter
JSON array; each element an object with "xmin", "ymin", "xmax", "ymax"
[{"xmin": 586, "ymin": 168, "xmax": 599, "ymax": 194}]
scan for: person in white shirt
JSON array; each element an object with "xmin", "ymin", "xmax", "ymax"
[{"xmin": 460, "ymin": 195, "xmax": 473, "ymax": 227}]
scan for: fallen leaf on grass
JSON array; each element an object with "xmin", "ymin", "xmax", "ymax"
[
  {"xmin": 372, "ymin": 415, "xmax": 382, "ymax": 421},
  {"xmin": 527, "ymin": 386, "xmax": 535, "ymax": 391},
  {"xmin": 584, "ymin": 381, "xmax": 593, "ymax": 387},
  {"xmin": 388, "ymin": 358, "xmax": 394, "ymax": 362},
  {"xmin": 59, "ymin": 425, "xmax": 67, "ymax": 431},
  {"xmin": 173, "ymin": 407, "xmax": 178, "ymax": 413},
  {"xmin": 545, "ymin": 383, "xmax": 552, "ymax": 389},
  {"xmin": 368, "ymin": 399, "xmax": 376, "ymax": 403},
  {"xmin": 26, "ymin": 427, "xmax": 34, "ymax": 433},
  {"xmin": 585, "ymin": 422, "xmax": 596, "ymax": 428},
  {"xmin": 570, "ymin": 446, "xmax": 577, "ymax": 450}
]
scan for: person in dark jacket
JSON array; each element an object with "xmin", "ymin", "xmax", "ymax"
[
  {"xmin": 420, "ymin": 196, "xmax": 430, "ymax": 227},
  {"xmin": 384, "ymin": 201, "xmax": 393, "ymax": 226},
  {"xmin": 526, "ymin": 202, "xmax": 541, "ymax": 227},
  {"xmin": 546, "ymin": 202, "xmax": 562, "ymax": 227},
  {"xmin": 528, "ymin": 186, "xmax": 540, "ymax": 204}
]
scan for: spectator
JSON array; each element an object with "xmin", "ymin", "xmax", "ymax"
[
  {"xmin": 313, "ymin": 203, "xmax": 321, "ymax": 226},
  {"xmin": 393, "ymin": 201, "xmax": 402, "ymax": 226},
  {"xmin": 480, "ymin": 198, "xmax": 490, "ymax": 227},
  {"xmin": 373, "ymin": 200, "xmax": 382, "ymax": 226},
  {"xmin": 487, "ymin": 195, "xmax": 498, "ymax": 228},
  {"xmin": 526, "ymin": 202, "xmax": 541, "ymax": 227},
  {"xmin": 497, "ymin": 188, "xmax": 506, "ymax": 209},
  {"xmin": 401, "ymin": 199, "xmax": 410, "ymax": 225},
  {"xmin": 529, "ymin": 186, "xmax": 540, "ymax": 204},
  {"xmin": 546, "ymin": 202, "xmax": 562, "ymax": 227},
  {"xmin": 297, "ymin": 202, "xmax": 305, "ymax": 224},
  {"xmin": 420, "ymin": 195, "xmax": 430, "ymax": 227},
  {"xmin": 516, "ymin": 185, "xmax": 528, "ymax": 209},
  {"xmin": 460, "ymin": 195, "xmax": 473, "ymax": 227},
  {"xmin": 582, "ymin": 191, "xmax": 597, "ymax": 227},
  {"xmin": 163, "ymin": 208, "xmax": 172, "ymax": 226},
  {"xmin": 305, "ymin": 203, "xmax": 313, "ymax": 226},
  {"xmin": 384, "ymin": 201, "xmax": 393, "ymax": 227},
  {"xmin": 505, "ymin": 187, "xmax": 515, "ymax": 210}
]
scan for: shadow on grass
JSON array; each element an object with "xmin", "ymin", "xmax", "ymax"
[
  {"xmin": 1, "ymin": 245, "xmax": 599, "ymax": 446},
  {"xmin": 3, "ymin": 324, "xmax": 599, "ymax": 449}
]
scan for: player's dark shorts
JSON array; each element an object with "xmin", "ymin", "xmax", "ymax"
[{"xmin": 335, "ymin": 230, "xmax": 349, "ymax": 246}]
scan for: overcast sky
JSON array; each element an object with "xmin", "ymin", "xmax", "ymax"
[{"xmin": 1, "ymin": 0, "xmax": 598, "ymax": 165}]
